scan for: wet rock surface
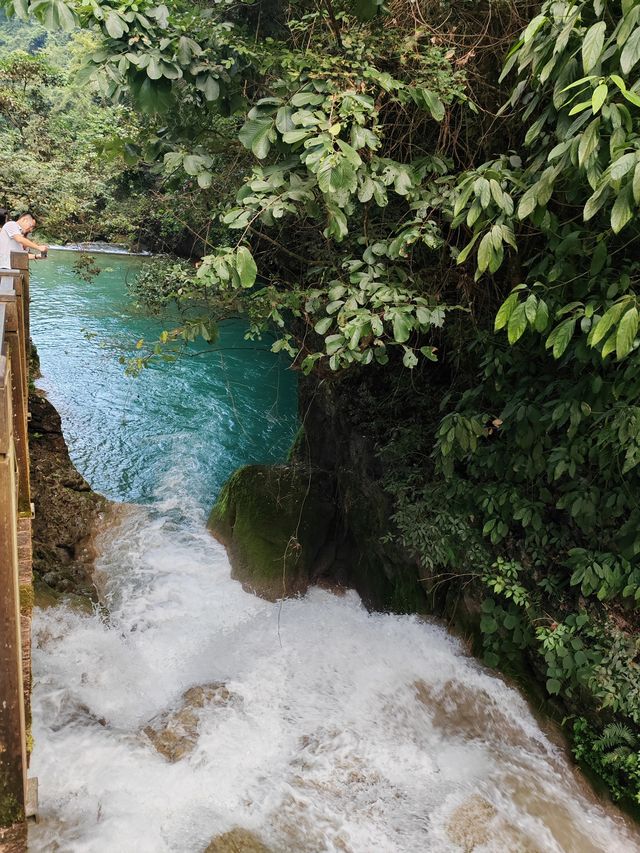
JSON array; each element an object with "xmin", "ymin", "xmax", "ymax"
[
  {"xmin": 29, "ymin": 390, "xmax": 108, "ymax": 600},
  {"xmin": 143, "ymin": 683, "xmax": 239, "ymax": 762},
  {"xmin": 204, "ymin": 828, "xmax": 272, "ymax": 853}
]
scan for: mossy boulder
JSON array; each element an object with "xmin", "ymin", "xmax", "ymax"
[{"xmin": 208, "ymin": 464, "xmax": 335, "ymax": 600}]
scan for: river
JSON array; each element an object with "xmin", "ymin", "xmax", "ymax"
[{"xmin": 27, "ymin": 251, "xmax": 640, "ymax": 852}]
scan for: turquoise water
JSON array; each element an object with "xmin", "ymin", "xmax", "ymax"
[{"xmin": 29, "ymin": 250, "xmax": 298, "ymax": 507}]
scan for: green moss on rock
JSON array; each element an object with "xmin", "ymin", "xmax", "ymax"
[
  {"xmin": 19, "ymin": 584, "xmax": 34, "ymax": 615},
  {"xmin": 0, "ymin": 789, "xmax": 23, "ymax": 828},
  {"xmin": 208, "ymin": 464, "xmax": 335, "ymax": 600}
]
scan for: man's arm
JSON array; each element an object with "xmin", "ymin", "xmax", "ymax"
[{"xmin": 14, "ymin": 233, "xmax": 47, "ymax": 253}]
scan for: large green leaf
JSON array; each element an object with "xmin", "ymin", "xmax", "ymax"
[
  {"xmin": 611, "ymin": 185, "xmax": 634, "ymax": 233},
  {"xmin": 507, "ymin": 302, "xmax": 527, "ymax": 343},
  {"xmin": 239, "ymin": 117, "xmax": 275, "ymax": 159},
  {"xmin": 581, "ymin": 21, "xmax": 606, "ymax": 73},
  {"xmin": 621, "ymin": 26, "xmax": 640, "ymax": 74},
  {"xmin": 105, "ymin": 10, "xmax": 127, "ymax": 38},
  {"xmin": 235, "ymin": 247, "xmax": 258, "ymax": 288},
  {"xmin": 616, "ymin": 307, "xmax": 638, "ymax": 359},
  {"xmin": 494, "ymin": 292, "xmax": 519, "ymax": 331},
  {"xmin": 392, "ymin": 313, "xmax": 412, "ymax": 343}
]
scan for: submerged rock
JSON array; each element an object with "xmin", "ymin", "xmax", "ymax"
[
  {"xmin": 207, "ymin": 464, "xmax": 335, "ymax": 601},
  {"xmin": 143, "ymin": 683, "xmax": 237, "ymax": 762},
  {"xmin": 446, "ymin": 795, "xmax": 497, "ymax": 851},
  {"xmin": 205, "ymin": 828, "xmax": 272, "ymax": 853}
]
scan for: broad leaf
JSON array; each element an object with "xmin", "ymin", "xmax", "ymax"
[
  {"xmin": 235, "ymin": 247, "xmax": 258, "ymax": 288},
  {"xmin": 582, "ymin": 21, "xmax": 606, "ymax": 73}
]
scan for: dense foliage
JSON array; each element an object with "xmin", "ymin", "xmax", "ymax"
[
  {"xmin": 4, "ymin": 0, "xmax": 640, "ymax": 805},
  {"xmin": 0, "ymin": 13, "xmax": 222, "ymax": 249}
]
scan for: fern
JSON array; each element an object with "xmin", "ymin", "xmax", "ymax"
[{"xmin": 596, "ymin": 723, "xmax": 636, "ymax": 751}]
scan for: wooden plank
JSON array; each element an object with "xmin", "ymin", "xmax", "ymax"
[
  {"xmin": 0, "ymin": 358, "xmax": 10, "ymax": 456},
  {"xmin": 9, "ymin": 256, "xmax": 28, "ymax": 341},
  {"xmin": 0, "ymin": 430, "xmax": 27, "ymax": 830},
  {"xmin": 0, "ymin": 294, "xmax": 17, "ymax": 334},
  {"xmin": 2, "ymin": 334, "xmax": 29, "ymax": 513}
]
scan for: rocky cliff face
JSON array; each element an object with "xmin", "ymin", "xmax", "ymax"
[
  {"xmin": 29, "ymin": 391, "xmax": 107, "ymax": 600},
  {"xmin": 209, "ymin": 371, "xmax": 429, "ymax": 614}
]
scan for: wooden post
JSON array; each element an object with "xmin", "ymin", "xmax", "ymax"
[{"xmin": 9, "ymin": 255, "xmax": 28, "ymax": 344}]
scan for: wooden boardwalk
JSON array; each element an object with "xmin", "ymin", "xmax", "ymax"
[{"xmin": 0, "ymin": 252, "xmax": 35, "ymax": 852}]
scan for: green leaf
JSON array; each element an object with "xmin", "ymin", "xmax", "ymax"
[
  {"xmin": 456, "ymin": 233, "xmax": 480, "ymax": 265},
  {"xmin": 517, "ymin": 187, "xmax": 537, "ymax": 220},
  {"xmin": 634, "ymin": 163, "xmax": 640, "ymax": 204},
  {"xmin": 523, "ymin": 14, "xmax": 547, "ymax": 43},
  {"xmin": 197, "ymin": 75, "xmax": 220, "ymax": 102},
  {"xmin": 610, "ymin": 152, "xmax": 636, "ymax": 181},
  {"xmin": 314, "ymin": 317, "xmax": 333, "ymax": 335},
  {"xmin": 275, "ymin": 106, "xmax": 295, "ymax": 134},
  {"xmin": 183, "ymin": 154, "xmax": 206, "ymax": 175},
  {"xmin": 494, "ymin": 292, "xmax": 519, "ymax": 331},
  {"xmin": 239, "ymin": 117, "xmax": 274, "ymax": 159},
  {"xmin": 507, "ymin": 302, "xmax": 527, "ymax": 343},
  {"xmin": 588, "ymin": 302, "xmax": 626, "ymax": 346},
  {"xmin": 235, "ymin": 247, "xmax": 257, "ymax": 288},
  {"xmin": 583, "ymin": 184, "xmax": 610, "ymax": 221},
  {"xmin": 616, "ymin": 306, "xmax": 638, "ymax": 359},
  {"xmin": 477, "ymin": 232, "xmax": 494, "ymax": 274},
  {"xmin": 147, "ymin": 57, "xmax": 162, "ymax": 80},
  {"xmin": 582, "ymin": 21, "xmax": 606, "ymax": 74},
  {"xmin": 578, "ymin": 118, "xmax": 600, "ymax": 168},
  {"xmin": 621, "ymin": 27, "xmax": 640, "ymax": 75},
  {"xmin": 416, "ymin": 88, "xmax": 445, "ymax": 121},
  {"xmin": 105, "ymin": 10, "xmax": 126, "ymax": 38},
  {"xmin": 392, "ymin": 313, "xmax": 412, "ymax": 343},
  {"xmin": 419, "ymin": 346, "xmax": 438, "ymax": 361},
  {"xmin": 282, "ymin": 129, "xmax": 309, "ymax": 144},
  {"xmin": 402, "ymin": 347, "xmax": 418, "ymax": 368},
  {"xmin": 591, "ymin": 83, "xmax": 608, "ymax": 114},
  {"xmin": 546, "ymin": 318, "xmax": 575, "ymax": 359},
  {"xmin": 546, "ymin": 678, "xmax": 562, "ymax": 695},
  {"xmin": 535, "ymin": 299, "xmax": 549, "ymax": 332},
  {"xmin": 480, "ymin": 615, "xmax": 498, "ymax": 634},
  {"xmin": 611, "ymin": 185, "xmax": 634, "ymax": 233},
  {"xmin": 524, "ymin": 294, "xmax": 538, "ymax": 324}
]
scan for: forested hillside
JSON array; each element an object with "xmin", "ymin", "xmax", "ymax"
[
  {"xmin": 3, "ymin": 0, "xmax": 640, "ymax": 809},
  {"xmin": 0, "ymin": 12, "xmax": 213, "ymax": 250}
]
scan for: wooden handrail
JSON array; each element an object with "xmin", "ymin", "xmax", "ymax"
[
  {"xmin": 0, "ymin": 303, "xmax": 5, "ymax": 362},
  {"xmin": 0, "ymin": 250, "xmax": 33, "ymax": 851}
]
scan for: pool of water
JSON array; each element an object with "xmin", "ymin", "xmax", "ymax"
[{"xmin": 29, "ymin": 250, "xmax": 297, "ymax": 505}]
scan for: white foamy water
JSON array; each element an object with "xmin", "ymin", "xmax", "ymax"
[{"xmin": 29, "ymin": 480, "xmax": 640, "ymax": 853}]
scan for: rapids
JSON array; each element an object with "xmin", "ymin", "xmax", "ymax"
[{"xmin": 27, "ymin": 252, "xmax": 640, "ymax": 852}]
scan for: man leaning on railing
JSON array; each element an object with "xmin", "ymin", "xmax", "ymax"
[{"xmin": 0, "ymin": 212, "xmax": 48, "ymax": 270}]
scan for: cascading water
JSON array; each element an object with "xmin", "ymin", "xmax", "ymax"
[{"xmin": 27, "ymin": 252, "xmax": 640, "ymax": 852}]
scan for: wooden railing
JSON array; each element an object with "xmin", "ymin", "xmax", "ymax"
[{"xmin": 0, "ymin": 251, "xmax": 35, "ymax": 852}]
